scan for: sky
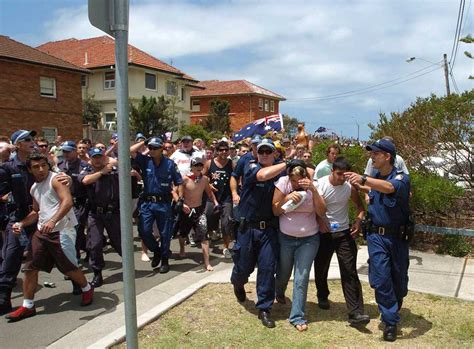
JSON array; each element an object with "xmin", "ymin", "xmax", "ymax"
[{"xmin": 1, "ymin": 0, "xmax": 473, "ymax": 139}]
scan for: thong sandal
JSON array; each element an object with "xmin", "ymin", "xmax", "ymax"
[{"xmin": 294, "ymin": 323, "xmax": 308, "ymax": 332}]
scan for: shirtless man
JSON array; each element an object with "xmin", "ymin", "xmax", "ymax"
[{"xmin": 176, "ymin": 156, "xmax": 218, "ymax": 271}]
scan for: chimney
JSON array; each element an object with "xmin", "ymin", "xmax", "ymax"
[{"xmin": 84, "ymin": 52, "xmax": 88, "ymax": 65}]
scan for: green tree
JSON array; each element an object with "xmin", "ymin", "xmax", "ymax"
[
  {"xmin": 178, "ymin": 123, "xmax": 212, "ymax": 144},
  {"xmin": 206, "ymin": 99, "xmax": 231, "ymax": 134},
  {"xmin": 369, "ymin": 91, "xmax": 473, "ymax": 187},
  {"xmin": 129, "ymin": 96, "xmax": 178, "ymax": 137},
  {"xmin": 460, "ymin": 34, "xmax": 474, "ymax": 79},
  {"xmin": 282, "ymin": 114, "xmax": 302, "ymax": 137},
  {"xmin": 82, "ymin": 94, "xmax": 102, "ymax": 128}
]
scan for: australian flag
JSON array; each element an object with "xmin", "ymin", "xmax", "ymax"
[
  {"xmin": 232, "ymin": 114, "xmax": 284, "ymax": 142},
  {"xmin": 316, "ymin": 126, "xmax": 328, "ymax": 133}
]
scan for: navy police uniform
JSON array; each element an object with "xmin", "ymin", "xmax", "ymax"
[
  {"xmin": 78, "ymin": 165, "xmax": 122, "ymax": 273},
  {"xmin": 58, "ymin": 157, "xmax": 89, "ymax": 258},
  {"xmin": 366, "ymin": 168, "xmax": 410, "ymax": 326},
  {"xmin": 133, "ymin": 151, "xmax": 182, "ymax": 261},
  {"xmin": 230, "ymin": 158, "xmax": 280, "ymax": 311}
]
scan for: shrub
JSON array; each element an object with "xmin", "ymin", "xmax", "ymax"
[{"xmin": 436, "ymin": 235, "xmax": 471, "ymax": 257}]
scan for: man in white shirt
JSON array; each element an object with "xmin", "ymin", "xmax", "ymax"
[
  {"xmin": 314, "ymin": 143, "xmax": 341, "ymax": 179},
  {"xmin": 314, "ymin": 157, "xmax": 369, "ymax": 325},
  {"xmin": 170, "ymin": 135, "xmax": 202, "ymax": 176}
]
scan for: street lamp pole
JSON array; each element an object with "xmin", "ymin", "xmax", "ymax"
[{"xmin": 406, "ymin": 54, "xmax": 450, "ymax": 96}]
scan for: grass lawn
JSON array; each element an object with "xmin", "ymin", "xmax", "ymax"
[{"xmin": 119, "ymin": 281, "xmax": 474, "ymax": 348}]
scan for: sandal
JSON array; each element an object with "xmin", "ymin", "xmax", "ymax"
[{"xmin": 294, "ymin": 323, "xmax": 308, "ymax": 332}]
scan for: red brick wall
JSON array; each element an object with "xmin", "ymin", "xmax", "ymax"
[
  {"xmin": 190, "ymin": 95, "xmax": 281, "ymax": 131},
  {"xmin": 0, "ymin": 60, "xmax": 83, "ymax": 141}
]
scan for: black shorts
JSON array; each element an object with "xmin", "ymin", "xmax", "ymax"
[
  {"xmin": 205, "ymin": 200, "xmax": 233, "ymax": 235},
  {"xmin": 24, "ymin": 228, "xmax": 79, "ymax": 274},
  {"xmin": 178, "ymin": 205, "xmax": 207, "ymax": 242}
]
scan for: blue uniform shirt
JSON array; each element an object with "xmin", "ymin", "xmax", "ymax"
[
  {"xmin": 238, "ymin": 160, "xmax": 280, "ymax": 222},
  {"xmin": 133, "ymin": 153, "xmax": 183, "ymax": 196},
  {"xmin": 0, "ymin": 155, "xmax": 35, "ymax": 213},
  {"xmin": 58, "ymin": 158, "xmax": 89, "ymax": 199},
  {"xmin": 78, "ymin": 166, "xmax": 120, "ymax": 208},
  {"xmin": 231, "ymin": 152, "xmax": 255, "ymax": 180},
  {"xmin": 368, "ymin": 168, "xmax": 410, "ymax": 227}
]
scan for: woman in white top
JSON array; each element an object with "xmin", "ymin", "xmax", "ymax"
[{"xmin": 272, "ymin": 160, "xmax": 326, "ymax": 331}]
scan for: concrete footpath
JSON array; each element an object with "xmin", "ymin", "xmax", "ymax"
[{"xmin": 48, "ymin": 247, "xmax": 473, "ymax": 348}]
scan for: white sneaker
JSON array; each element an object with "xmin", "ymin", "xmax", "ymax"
[
  {"xmin": 223, "ymin": 248, "xmax": 231, "ymax": 259},
  {"xmin": 189, "ymin": 235, "xmax": 197, "ymax": 247},
  {"xmin": 141, "ymin": 253, "xmax": 150, "ymax": 262}
]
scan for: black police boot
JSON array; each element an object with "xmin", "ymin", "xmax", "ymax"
[
  {"xmin": 159, "ymin": 258, "xmax": 170, "ymax": 274},
  {"xmin": 71, "ymin": 280, "xmax": 82, "ymax": 295},
  {"xmin": 318, "ymin": 298, "xmax": 330, "ymax": 310},
  {"xmin": 383, "ymin": 324, "xmax": 397, "ymax": 342},
  {"xmin": 397, "ymin": 298, "xmax": 403, "ymax": 311},
  {"xmin": 348, "ymin": 312, "xmax": 370, "ymax": 325},
  {"xmin": 233, "ymin": 285, "xmax": 246, "ymax": 302},
  {"xmin": 258, "ymin": 310, "xmax": 276, "ymax": 328},
  {"xmin": 151, "ymin": 251, "xmax": 161, "ymax": 269},
  {"xmin": 0, "ymin": 286, "xmax": 12, "ymax": 316},
  {"xmin": 91, "ymin": 270, "xmax": 103, "ymax": 288}
]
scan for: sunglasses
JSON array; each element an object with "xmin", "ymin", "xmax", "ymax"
[
  {"xmin": 218, "ymin": 148, "xmax": 229, "ymax": 152},
  {"xmin": 37, "ymin": 144, "xmax": 48, "ymax": 148},
  {"xmin": 192, "ymin": 163, "xmax": 204, "ymax": 167},
  {"xmin": 148, "ymin": 146, "xmax": 162, "ymax": 150},
  {"xmin": 19, "ymin": 137, "xmax": 33, "ymax": 143},
  {"xmin": 258, "ymin": 149, "xmax": 273, "ymax": 155}
]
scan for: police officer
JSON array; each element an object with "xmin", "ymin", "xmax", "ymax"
[
  {"xmin": 345, "ymin": 139, "xmax": 411, "ymax": 342},
  {"xmin": 0, "ymin": 130, "xmax": 71, "ymax": 314},
  {"xmin": 130, "ymin": 137, "xmax": 183, "ymax": 274},
  {"xmin": 58, "ymin": 141, "xmax": 90, "ymax": 294},
  {"xmin": 79, "ymin": 147, "xmax": 122, "ymax": 287},
  {"xmin": 230, "ymin": 138, "xmax": 287, "ymax": 328}
]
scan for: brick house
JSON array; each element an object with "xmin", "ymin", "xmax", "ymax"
[
  {"xmin": 190, "ymin": 80, "xmax": 286, "ymax": 131},
  {"xmin": 37, "ymin": 36, "xmax": 201, "ymax": 129},
  {"xmin": 0, "ymin": 35, "xmax": 88, "ymax": 142}
]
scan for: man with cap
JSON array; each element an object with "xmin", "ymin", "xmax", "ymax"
[
  {"xmin": 0, "ymin": 130, "xmax": 70, "ymax": 314},
  {"xmin": 130, "ymin": 137, "xmax": 183, "ymax": 273},
  {"xmin": 364, "ymin": 136, "xmax": 409, "ymax": 177},
  {"xmin": 57, "ymin": 141, "xmax": 90, "ymax": 293},
  {"xmin": 230, "ymin": 138, "xmax": 287, "ymax": 328},
  {"xmin": 344, "ymin": 139, "xmax": 411, "ymax": 342},
  {"xmin": 229, "ymin": 134, "xmax": 261, "ymax": 206},
  {"xmin": 170, "ymin": 135, "xmax": 201, "ymax": 176},
  {"xmin": 78, "ymin": 147, "xmax": 122, "ymax": 287}
]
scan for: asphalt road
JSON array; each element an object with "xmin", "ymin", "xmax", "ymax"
[{"xmin": 0, "ymin": 231, "xmax": 228, "ymax": 348}]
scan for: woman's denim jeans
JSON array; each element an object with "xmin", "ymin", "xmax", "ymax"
[{"xmin": 276, "ymin": 232, "xmax": 320, "ymax": 325}]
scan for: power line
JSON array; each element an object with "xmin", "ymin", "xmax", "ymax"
[
  {"xmin": 450, "ymin": 0, "xmax": 466, "ymax": 73},
  {"xmin": 285, "ymin": 66, "xmax": 442, "ymax": 102}
]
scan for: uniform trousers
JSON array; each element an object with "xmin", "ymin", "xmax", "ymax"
[
  {"xmin": 73, "ymin": 203, "xmax": 89, "ymax": 258},
  {"xmin": 230, "ymin": 226, "xmax": 278, "ymax": 310},
  {"xmin": 367, "ymin": 232, "xmax": 409, "ymax": 325},
  {"xmin": 87, "ymin": 212, "xmax": 122, "ymax": 271},
  {"xmin": 314, "ymin": 231, "xmax": 365, "ymax": 316},
  {"xmin": 139, "ymin": 201, "xmax": 173, "ymax": 258}
]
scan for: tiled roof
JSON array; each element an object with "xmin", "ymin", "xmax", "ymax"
[
  {"xmin": 0, "ymin": 35, "xmax": 89, "ymax": 73},
  {"xmin": 37, "ymin": 36, "xmax": 197, "ymax": 82},
  {"xmin": 190, "ymin": 80, "xmax": 286, "ymax": 100}
]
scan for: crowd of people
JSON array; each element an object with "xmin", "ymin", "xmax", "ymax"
[{"xmin": 0, "ymin": 127, "xmax": 412, "ymax": 342}]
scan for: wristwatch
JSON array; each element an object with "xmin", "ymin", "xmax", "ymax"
[{"xmin": 360, "ymin": 174, "xmax": 367, "ymax": 186}]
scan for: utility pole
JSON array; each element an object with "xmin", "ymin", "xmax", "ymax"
[{"xmin": 443, "ymin": 53, "xmax": 451, "ymax": 96}]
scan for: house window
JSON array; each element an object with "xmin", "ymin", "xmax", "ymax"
[
  {"xmin": 166, "ymin": 81, "xmax": 177, "ymax": 96},
  {"xmin": 258, "ymin": 98, "xmax": 263, "ymax": 111},
  {"xmin": 81, "ymin": 75, "xmax": 88, "ymax": 87},
  {"xmin": 270, "ymin": 100, "xmax": 275, "ymax": 112},
  {"xmin": 42, "ymin": 127, "xmax": 57, "ymax": 143},
  {"xmin": 264, "ymin": 99, "xmax": 269, "ymax": 112},
  {"xmin": 181, "ymin": 87, "xmax": 185, "ymax": 101},
  {"xmin": 145, "ymin": 73, "xmax": 156, "ymax": 90},
  {"xmin": 104, "ymin": 72, "xmax": 115, "ymax": 89},
  {"xmin": 192, "ymin": 100, "xmax": 200, "ymax": 112},
  {"xmin": 104, "ymin": 112, "xmax": 116, "ymax": 130},
  {"xmin": 40, "ymin": 77, "xmax": 56, "ymax": 98}
]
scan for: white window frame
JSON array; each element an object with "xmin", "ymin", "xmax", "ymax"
[
  {"xmin": 104, "ymin": 72, "xmax": 115, "ymax": 90},
  {"xmin": 270, "ymin": 100, "xmax": 275, "ymax": 112},
  {"xmin": 192, "ymin": 100, "xmax": 200, "ymax": 112},
  {"xmin": 145, "ymin": 72, "xmax": 156, "ymax": 90},
  {"xmin": 258, "ymin": 98, "xmax": 263, "ymax": 111},
  {"xmin": 40, "ymin": 77, "xmax": 56, "ymax": 98},
  {"xmin": 264, "ymin": 99, "xmax": 269, "ymax": 112},
  {"xmin": 166, "ymin": 80, "xmax": 177, "ymax": 96}
]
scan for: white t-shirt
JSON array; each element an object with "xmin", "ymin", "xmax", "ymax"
[
  {"xmin": 315, "ymin": 175, "xmax": 351, "ymax": 232},
  {"xmin": 314, "ymin": 159, "xmax": 332, "ymax": 179},
  {"xmin": 364, "ymin": 155, "xmax": 409, "ymax": 177},
  {"xmin": 30, "ymin": 172, "xmax": 78, "ymax": 233}
]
